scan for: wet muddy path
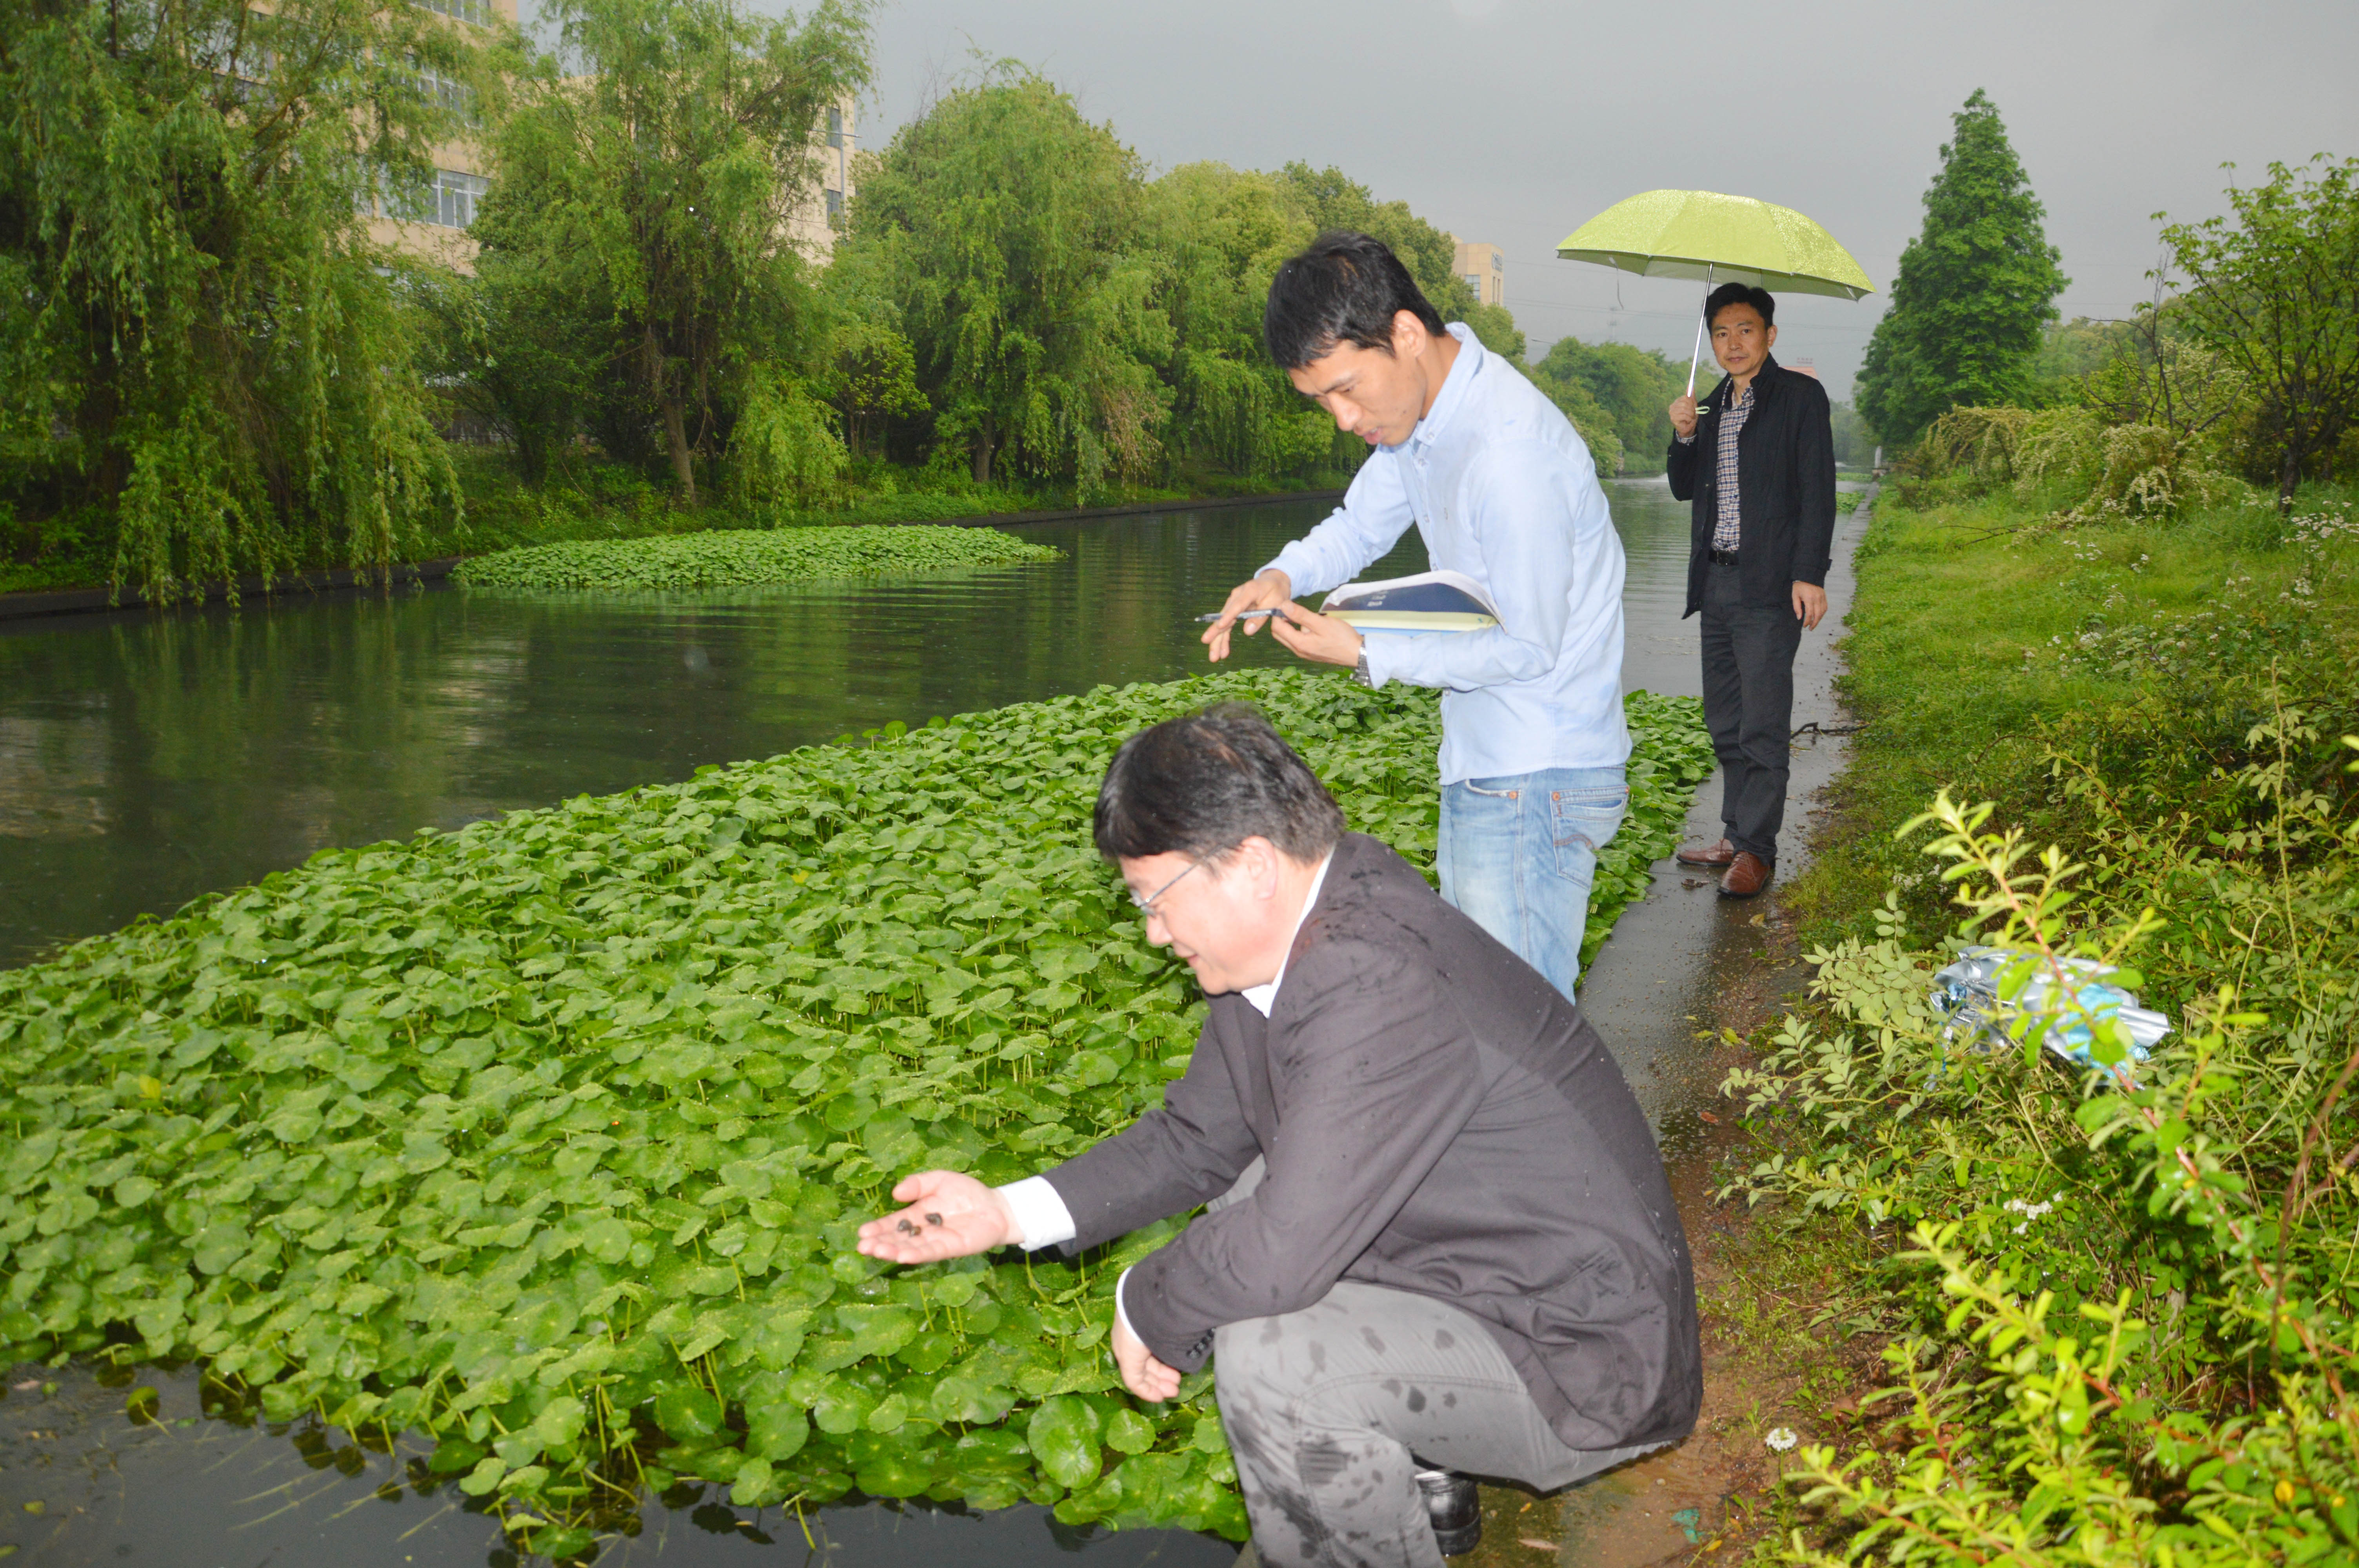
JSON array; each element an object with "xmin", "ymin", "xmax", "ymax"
[{"xmin": 1454, "ymin": 486, "xmax": 1876, "ymax": 1568}]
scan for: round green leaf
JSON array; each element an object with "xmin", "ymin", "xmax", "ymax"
[
  {"xmin": 1103, "ymin": 1408, "xmax": 1155, "ymax": 1455},
  {"xmin": 580, "ymin": 1216, "xmax": 633, "ymax": 1264},
  {"xmin": 747, "ymin": 1399, "xmax": 809, "ymax": 1462},
  {"xmin": 427, "ymin": 1436, "xmax": 486, "ymax": 1475},
  {"xmin": 1027, "ymin": 1394, "xmax": 1103, "ymax": 1489},
  {"xmin": 652, "ymin": 1383, "xmax": 723, "ymax": 1442}
]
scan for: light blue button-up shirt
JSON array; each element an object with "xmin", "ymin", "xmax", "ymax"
[{"xmin": 1264, "ymin": 324, "xmax": 1629, "ymax": 786}]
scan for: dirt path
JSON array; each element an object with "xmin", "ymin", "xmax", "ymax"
[{"xmin": 1453, "ymin": 488, "xmax": 1879, "ymax": 1567}]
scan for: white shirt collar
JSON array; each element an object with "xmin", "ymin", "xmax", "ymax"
[
  {"xmin": 1407, "ymin": 323, "xmax": 1481, "ymax": 449},
  {"xmin": 1239, "ymin": 851, "xmax": 1334, "ymax": 1018}
]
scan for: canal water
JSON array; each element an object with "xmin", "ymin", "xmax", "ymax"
[
  {"xmin": 0, "ymin": 480, "xmax": 1748, "ymax": 1568},
  {"xmin": 0, "ymin": 484, "xmax": 1712, "ymax": 971}
]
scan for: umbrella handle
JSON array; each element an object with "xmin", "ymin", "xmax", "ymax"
[{"xmin": 1686, "ymin": 262, "xmax": 1714, "ymax": 398}]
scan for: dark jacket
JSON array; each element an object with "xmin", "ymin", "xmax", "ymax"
[
  {"xmin": 1044, "ymin": 833, "xmax": 1702, "ymax": 1452},
  {"xmin": 1665, "ymin": 353, "xmax": 1836, "ymax": 618}
]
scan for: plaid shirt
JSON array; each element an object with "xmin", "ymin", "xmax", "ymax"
[
  {"xmin": 1710, "ymin": 380, "xmax": 1756, "ymax": 552},
  {"xmin": 1676, "ymin": 377, "xmax": 1758, "ymax": 553}
]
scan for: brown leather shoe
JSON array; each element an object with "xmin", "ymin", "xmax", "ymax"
[
  {"xmin": 1675, "ymin": 837, "xmax": 1736, "ymax": 868},
  {"xmin": 1719, "ymin": 851, "xmax": 1772, "ymax": 898}
]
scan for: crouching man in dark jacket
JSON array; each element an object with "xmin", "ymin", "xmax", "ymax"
[{"xmin": 857, "ymin": 703, "xmax": 1701, "ymax": 1567}]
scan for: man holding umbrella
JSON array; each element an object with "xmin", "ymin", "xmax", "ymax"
[{"xmin": 1665, "ymin": 282, "xmax": 1836, "ymax": 897}]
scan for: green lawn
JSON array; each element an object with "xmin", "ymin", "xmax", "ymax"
[{"xmin": 1790, "ymin": 479, "xmax": 2358, "ymax": 943}]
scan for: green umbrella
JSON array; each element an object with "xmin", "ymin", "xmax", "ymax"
[{"xmin": 1555, "ymin": 189, "xmax": 1875, "ymax": 394}]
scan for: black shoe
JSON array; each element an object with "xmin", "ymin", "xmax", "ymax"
[{"xmin": 1414, "ymin": 1467, "xmax": 1481, "ymax": 1556}]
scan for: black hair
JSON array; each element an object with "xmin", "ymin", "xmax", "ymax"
[
  {"xmin": 1262, "ymin": 231, "xmax": 1446, "ymax": 370},
  {"xmin": 1705, "ymin": 281, "xmax": 1776, "ymax": 329},
  {"xmin": 1093, "ymin": 702, "xmax": 1345, "ymax": 864}
]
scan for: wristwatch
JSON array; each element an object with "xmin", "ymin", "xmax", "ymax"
[{"xmin": 1350, "ymin": 643, "xmax": 1372, "ymax": 687}]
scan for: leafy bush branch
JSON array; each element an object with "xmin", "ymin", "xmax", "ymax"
[{"xmin": 1721, "ymin": 725, "xmax": 2359, "ymax": 1563}]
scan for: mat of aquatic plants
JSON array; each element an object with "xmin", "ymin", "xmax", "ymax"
[
  {"xmin": 453, "ymin": 525, "xmax": 1063, "ymax": 591},
  {"xmin": 0, "ymin": 670, "xmax": 1712, "ymax": 1560}
]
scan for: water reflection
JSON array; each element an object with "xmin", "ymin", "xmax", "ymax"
[
  {"xmin": 0, "ymin": 485, "xmax": 1695, "ymax": 969},
  {"xmin": 0, "ymin": 1361, "xmax": 1230, "ymax": 1567}
]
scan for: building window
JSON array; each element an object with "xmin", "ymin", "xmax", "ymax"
[
  {"xmin": 825, "ymin": 187, "xmax": 844, "ymax": 222},
  {"xmin": 414, "ymin": 0, "xmax": 491, "ymax": 24},
  {"xmin": 1465, "ymin": 272, "xmax": 1481, "ymax": 292},
  {"xmin": 404, "ymin": 168, "xmax": 489, "ymax": 228},
  {"xmin": 826, "ymin": 106, "xmax": 843, "ymax": 148},
  {"xmin": 415, "ymin": 62, "xmax": 476, "ymax": 122}
]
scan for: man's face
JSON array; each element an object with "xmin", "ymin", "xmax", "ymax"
[
  {"xmin": 1119, "ymin": 848, "xmax": 1281, "ymax": 996},
  {"xmin": 1286, "ymin": 312, "xmax": 1434, "ymax": 449},
  {"xmin": 1709, "ymin": 303, "xmax": 1777, "ymax": 379}
]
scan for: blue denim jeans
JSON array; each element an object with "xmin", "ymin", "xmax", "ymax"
[{"xmin": 1437, "ymin": 766, "xmax": 1628, "ymax": 1003}]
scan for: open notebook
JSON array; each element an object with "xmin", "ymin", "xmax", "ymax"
[{"xmin": 1321, "ymin": 569, "xmax": 1501, "ymax": 634}]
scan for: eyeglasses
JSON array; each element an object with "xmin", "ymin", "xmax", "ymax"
[{"xmin": 1129, "ymin": 860, "xmax": 1200, "ymax": 919}]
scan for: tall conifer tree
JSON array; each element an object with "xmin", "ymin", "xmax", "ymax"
[{"xmin": 1857, "ymin": 89, "xmax": 2067, "ymax": 444}]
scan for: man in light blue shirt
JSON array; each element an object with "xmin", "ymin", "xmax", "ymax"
[{"xmin": 1204, "ymin": 231, "xmax": 1630, "ymax": 1000}]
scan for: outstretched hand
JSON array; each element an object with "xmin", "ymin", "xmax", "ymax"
[
  {"xmin": 1201, "ymin": 569, "xmax": 1294, "ymax": 662},
  {"xmin": 855, "ymin": 1171, "xmax": 1022, "ymax": 1265}
]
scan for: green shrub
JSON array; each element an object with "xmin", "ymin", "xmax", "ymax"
[
  {"xmin": 1904, "ymin": 403, "xmax": 2247, "ymax": 524},
  {"xmin": 729, "ymin": 374, "xmax": 852, "ymax": 514},
  {"xmin": 1725, "ymin": 478, "xmax": 2359, "ymax": 1563},
  {"xmin": 454, "ymin": 524, "xmax": 1062, "ymax": 591},
  {"xmin": 0, "ymin": 668, "xmax": 1710, "ymax": 1554}
]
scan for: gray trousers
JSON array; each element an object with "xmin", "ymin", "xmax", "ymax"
[
  {"xmin": 1208, "ymin": 1163, "xmax": 1657, "ymax": 1567},
  {"xmin": 1699, "ymin": 557, "xmax": 1803, "ymax": 863}
]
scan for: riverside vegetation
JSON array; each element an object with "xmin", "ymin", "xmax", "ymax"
[
  {"xmin": 0, "ymin": 0, "xmax": 1703, "ymax": 602},
  {"xmin": 1714, "ymin": 463, "xmax": 2359, "ymax": 1561},
  {"xmin": 1703, "ymin": 142, "xmax": 2359, "ymax": 1557},
  {"xmin": 452, "ymin": 524, "xmax": 1062, "ymax": 592},
  {"xmin": 0, "ymin": 669, "xmax": 1713, "ymax": 1560}
]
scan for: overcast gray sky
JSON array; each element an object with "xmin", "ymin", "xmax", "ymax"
[{"xmin": 827, "ymin": 0, "xmax": 2359, "ymax": 403}]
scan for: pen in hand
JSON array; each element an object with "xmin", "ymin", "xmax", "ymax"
[{"xmin": 1194, "ymin": 608, "xmax": 1295, "ymax": 624}]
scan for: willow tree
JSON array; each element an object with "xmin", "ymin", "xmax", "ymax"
[
  {"xmin": 474, "ymin": 0, "xmax": 870, "ymax": 505},
  {"xmin": 1145, "ymin": 161, "xmax": 1336, "ymax": 481},
  {"xmin": 0, "ymin": 0, "xmax": 474, "ymax": 598},
  {"xmin": 1268, "ymin": 162, "xmax": 1522, "ymax": 356},
  {"xmin": 843, "ymin": 69, "xmax": 1171, "ymax": 494}
]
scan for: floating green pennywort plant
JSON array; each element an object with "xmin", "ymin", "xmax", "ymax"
[
  {"xmin": 0, "ymin": 669, "xmax": 1711, "ymax": 1558},
  {"xmin": 453, "ymin": 524, "xmax": 1061, "ymax": 592}
]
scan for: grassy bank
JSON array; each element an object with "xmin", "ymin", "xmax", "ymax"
[
  {"xmin": 0, "ymin": 670, "xmax": 1710, "ymax": 1560},
  {"xmin": 1718, "ymin": 483, "xmax": 2359, "ymax": 1562},
  {"xmin": 1788, "ymin": 483, "xmax": 2355, "ymax": 943}
]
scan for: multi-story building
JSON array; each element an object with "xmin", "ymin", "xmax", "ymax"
[
  {"xmin": 1451, "ymin": 236, "xmax": 1503, "ymax": 308},
  {"xmin": 783, "ymin": 99, "xmax": 857, "ymax": 261},
  {"xmin": 369, "ymin": 0, "xmax": 856, "ymax": 274},
  {"xmin": 366, "ymin": 0, "xmax": 511, "ymax": 272}
]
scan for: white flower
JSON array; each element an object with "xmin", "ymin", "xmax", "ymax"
[
  {"xmin": 1765, "ymin": 1426, "xmax": 1799, "ymax": 1452},
  {"xmin": 2003, "ymin": 1196, "xmax": 2056, "ymax": 1237}
]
